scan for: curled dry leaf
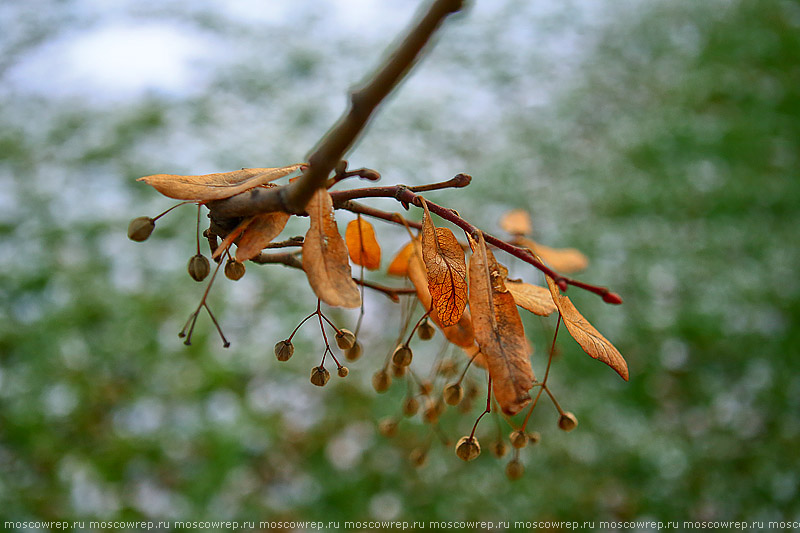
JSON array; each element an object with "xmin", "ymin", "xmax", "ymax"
[
  {"xmin": 212, "ymin": 218, "xmax": 254, "ymax": 261},
  {"xmin": 420, "ymin": 199, "xmax": 468, "ymax": 326},
  {"xmin": 505, "ymin": 280, "xmax": 557, "ymax": 316},
  {"xmin": 408, "ymin": 241, "xmax": 475, "ymax": 348},
  {"xmin": 468, "ymin": 232, "xmax": 534, "ymax": 416},
  {"xmin": 235, "ymin": 211, "xmax": 291, "ymax": 262},
  {"xmin": 499, "ymin": 209, "xmax": 532, "ymax": 236},
  {"xmin": 302, "ymin": 188, "xmax": 361, "ymax": 308},
  {"xmin": 138, "ymin": 164, "xmax": 304, "ymax": 201},
  {"xmin": 545, "ymin": 275, "xmax": 629, "ymax": 380},
  {"xmin": 515, "ymin": 236, "xmax": 588, "ymax": 274},
  {"xmin": 387, "ymin": 240, "xmax": 416, "ymax": 277},
  {"xmin": 345, "ymin": 218, "xmax": 381, "ymax": 270}
]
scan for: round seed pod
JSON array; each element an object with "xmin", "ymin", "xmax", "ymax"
[
  {"xmin": 274, "ymin": 340, "xmax": 294, "ymax": 362},
  {"xmin": 378, "ymin": 417, "xmax": 398, "ymax": 438},
  {"xmin": 417, "ymin": 318, "xmax": 435, "ymax": 340},
  {"xmin": 310, "ymin": 366, "xmax": 330, "ymax": 387},
  {"xmin": 402, "ymin": 396, "xmax": 420, "ymax": 417},
  {"xmin": 359, "ymin": 168, "xmax": 381, "ymax": 181},
  {"xmin": 391, "ymin": 345, "xmax": 413, "ymax": 367},
  {"xmin": 335, "ymin": 329, "xmax": 356, "ymax": 350},
  {"xmin": 409, "ymin": 447, "xmax": 428, "ymax": 468},
  {"xmin": 527, "ymin": 431, "xmax": 541, "ymax": 445},
  {"xmin": 337, "ymin": 366, "xmax": 349, "ymax": 378},
  {"xmin": 419, "ymin": 380, "xmax": 433, "ymax": 396},
  {"xmin": 372, "ymin": 370, "xmax": 391, "ymax": 393},
  {"xmin": 422, "ymin": 400, "xmax": 439, "ymax": 425},
  {"xmin": 391, "ymin": 363, "xmax": 407, "ymax": 378},
  {"xmin": 491, "ymin": 440, "xmax": 509, "ymax": 458},
  {"xmin": 455, "ymin": 436, "xmax": 481, "ymax": 462},
  {"xmin": 187, "ymin": 253, "xmax": 210, "ymax": 282},
  {"xmin": 558, "ymin": 411, "xmax": 578, "ymax": 432},
  {"xmin": 509, "ymin": 430, "xmax": 529, "ymax": 449},
  {"xmin": 225, "ymin": 259, "xmax": 245, "ymax": 281},
  {"xmin": 443, "ymin": 383, "xmax": 464, "ymax": 406},
  {"xmin": 437, "ymin": 359, "xmax": 458, "ymax": 377},
  {"xmin": 345, "ymin": 341, "xmax": 363, "ymax": 361},
  {"xmin": 506, "ymin": 459, "xmax": 524, "ymax": 480},
  {"xmin": 127, "ymin": 216, "xmax": 155, "ymax": 242}
]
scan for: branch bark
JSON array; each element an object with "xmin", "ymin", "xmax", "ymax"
[{"xmin": 207, "ymin": 0, "xmax": 464, "ymax": 222}]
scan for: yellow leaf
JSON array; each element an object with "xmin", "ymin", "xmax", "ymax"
[
  {"xmin": 345, "ymin": 218, "xmax": 381, "ymax": 270},
  {"xmin": 499, "ymin": 209, "xmax": 532, "ymax": 236},
  {"xmin": 138, "ymin": 164, "xmax": 304, "ymax": 201},
  {"xmin": 545, "ymin": 275, "xmax": 629, "ymax": 380},
  {"xmin": 387, "ymin": 240, "xmax": 416, "ymax": 277},
  {"xmin": 506, "ymin": 280, "xmax": 556, "ymax": 316},
  {"xmin": 421, "ymin": 199, "xmax": 467, "ymax": 327},
  {"xmin": 301, "ymin": 189, "xmax": 361, "ymax": 308},
  {"xmin": 235, "ymin": 211, "xmax": 291, "ymax": 262},
  {"xmin": 468, "ymin": 232, "xmax": 534, "ymax": 415},
  {"xmin": 516, "ymin": 236, "xmax": 588, "ymax": 274},
  {"xmin": 408, "ymin": 241, "xmax": 475, "ymax": 348}
]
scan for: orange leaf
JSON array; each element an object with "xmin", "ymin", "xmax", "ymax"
[
  {"xmin": 387, "ymin": 240, "xmax": 416, "ymax": 277},
  {"xmin": 468, "ymin": 232, "xmax": 535, "ymax": 415},
  {"xmin": 212, "ymin": 217, "xmax": 254, "ymax": 260},
  {"xmin": 345, "ymin": 218, "xmax": 381, "ymax": 270},
  {"xmin": 499, "ymin": 209, "xmax": 532, "ymax": 236},
  {"xmin": 420, "ymin": 199, "xmax": 467, "ymax": 327},
  {"xmin": 505, "ymin": 280, "xmax": 556, "ymax": 316},
  {"xmin": 516, "ymin": 236, "xmax": 588, "ymax": 274},
  {"xmin": 301, "ymin": 188, "xmax": 361, "ymax": 308},
  {"xmin": 545, "ymin": 275, "xmax": 629, "ymax": 380},
  {"xmin": 235, "ymin": 211, "xmax": 291, "ymax": 262},
  {"xmin": 138, "ymin": 164, "xmax": 304, "ymax": 201},
  {"xmin": 408, "ymin": 241, "xmax": 475, "ymax": 348}
]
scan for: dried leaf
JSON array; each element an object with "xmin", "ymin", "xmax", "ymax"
[
  {"xmin": 545, "ymin": 275, "xmax": 629, "ymax": 380},
  {"xmin": 212, "ymin": 218, "xmax": 254, "ymax": 260},
  {"xmin": 499, "ymin": 209, "xmax": 532, "ymax": 236},
  {"xmin": 506, "ymin": 280, "xmax": 556, "ymax": 316},
  {"xmin": 408, "ymin": 242, "xmax": 475, "ymax": 348},
  {"xmin": 468, "ymin": 232, "xmax": 534, "ymax": 415},
  {"xmin": 421, "ymin": 200, "xmax": 467, "ymax": 326},
  {"xmin": 345, "ymin": 218, "xmax": 381, "ymax": 270},
  {"xmin": 302, "ymin": 188, "xmax": 361, "ymax": 308},
  {"xmin": 138, "ymin": 164, "xmax": 304, "ymax": 201},
  {"xmin": 387, "ymin": 240, "xmax": 417, "ymax": 277},
  {"xmin": 235, "ymin": 211, "xmax": 291, "ymax": 262},
  {"xmin": 516, "ymin": 236, "xmax": 588, "ymax": 274}
]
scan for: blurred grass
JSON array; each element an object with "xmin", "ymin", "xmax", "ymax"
[{"xmin": 1, "ymin": 0, "xmax": 799, "ymax": 527}]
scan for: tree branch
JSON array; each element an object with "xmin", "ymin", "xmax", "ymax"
[
  {"xmin": 333, "ymin": 182, "xmax": 621, "ymax": 302},
  {"xmin": 207, "ymin": 0, "xmax": 464, "ymax": 222},
  {"xmin": 250, "ymin": 251, "xmax": 415, "ymax": 301}
]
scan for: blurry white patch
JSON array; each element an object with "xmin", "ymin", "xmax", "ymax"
[
  {"xmin": 7, "ymin": 22, "xmax": 220, "ymax": 101},
  {"xmin": 369, "ymin": 491, "xmax": 402, "ymax": 521},
  {"xmin": 325, "ymin": 422, "xmax": 373, "ymax": 471}
]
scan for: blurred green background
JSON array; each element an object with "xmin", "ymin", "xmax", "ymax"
[{"xmin": 1, "ymin": 0, "xmax": 798, "ymax": 528}]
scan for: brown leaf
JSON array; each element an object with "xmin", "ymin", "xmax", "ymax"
[
  {"xmin": 420, "ymin": 199, "xmax": 467, "ymax": 326},
  {"xmin": 468, "ymin": 232, "xmax": 534, "ymax": 415},
  {"xmin": 506, "ymin": 280, "xmax": 556, "ymax": 316},
  {"xmin": 499, "ymin": 209, "xmax": 532, "ymax": 236},
  {"xmin": 235, "ymin": 211, "xmax": 291, "ymax": 262},
  {"xmin": 545, "ymin": 275, "xmax": 629, "ymax": 380},
  {"xmin": 302, "ymin": 188, "xmax": 361, "ymax": 308},
  {"xmin": 408, "ymin": 241, "xmax": 475, "ymax": 348},
  {"xmin": 212, "ymin": 218, "xmax": 254, "ymax": 260},
  {"xmin": 515, "ymin": 236, "xmax": 588, "ymax": 274},
  {"xmin": 387, "ymin": 240, "xmax": 416, "ymax": 277},
  {"xmin": 345, "ymin": 218, "xmax": 381, "ymax": 270},
  {"xmin": 138, "ymin": 164, "xmax": 304, "ymax": 201}
]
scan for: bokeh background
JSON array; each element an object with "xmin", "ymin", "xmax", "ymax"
[{"xmin": 2, "ymin": 0, "xmax": 799, "ymax": 528}]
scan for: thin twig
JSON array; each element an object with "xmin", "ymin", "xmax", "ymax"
[{"xmin": 207, "ymin": 0, "xmax": 464, "ymax": 221}]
